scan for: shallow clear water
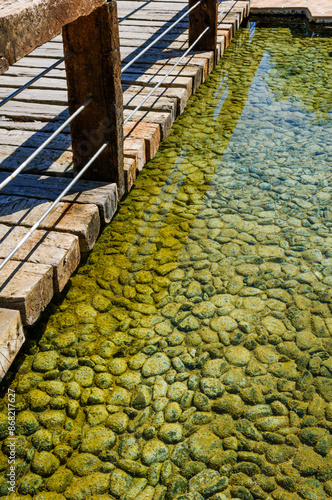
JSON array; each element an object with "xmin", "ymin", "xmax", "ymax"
[{"xmin": 1, "ymin": 20, "xmax": 332, "ymax": 500}]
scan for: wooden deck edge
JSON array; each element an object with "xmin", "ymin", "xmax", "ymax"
[{"xmin": 0, "ymin": 308, "xmax": 25, "ymax": 381}]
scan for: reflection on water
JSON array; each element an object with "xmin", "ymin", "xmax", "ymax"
[{"xmin": 0, "ymin": 21, "xmax": 332, "ymax": 500}]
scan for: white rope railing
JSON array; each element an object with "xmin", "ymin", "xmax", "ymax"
[
  {"xmin": 0, "ymin": 141, "xmax": 109, "ymax": 272},
  {"xmin": 121, "ymin": 0, "xmax": 202, "ymax": 74},
  {"xmin": 124, "ymin": 25, "xmax": 210, "ymax": 125},
  {"xmin": 0, "ymin": 97, "xmax": 93, "ymax": 192}
]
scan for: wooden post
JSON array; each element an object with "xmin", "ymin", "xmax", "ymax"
[
  {"xmin": 189, "ymin": 0, "xmax": 218, "ymax": 57},
  {"xmin": 63, "ymin": 0, "xmax": 125, "ymax": 198}
]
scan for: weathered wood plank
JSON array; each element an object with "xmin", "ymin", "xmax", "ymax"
[
  {"xmin": 0, "ymin": 172, "xmax": 118, "ymax": 224},
  {"xmin": 0, "ymin": 87, "xmax": 68, "ymax": 105},
  {"xmin": 0, "ymin": 196, "xmax": 100, "ymax": 252},
  {"xmin": 123, "ymin": 157, "xmax": 137, "ymax": 194},
  {"xmin": 123, "ymin": 109, "xmax": 173, "ymax": 140},
  {"xmin": 123, "ymin": 84, "xmax": 189, "ymax": 115},
  {"xmin": 123, "ymin": 122, "xmax": 160, "ymax": 160},
  {"xmin": 124, "ymin": 137, "xmax": 146, "ymax": 171},
  {"xmin": 124, "ymin": 63, "xmax": 203, "ymax": 92},
  {"xmin": 0, "ymin": 129, "xmax": 71, "ymax": 150},
  {"xmin": 0, "ymin": 225, "xmax": 80, "ymax": 292},
  {"xmin": 0, "ymin": 75, "xmax": 68, "ymax": 90},
  {"xmin": 0, "ymin": 145, "xmax": 73, "ymax": 177},
  {"xmin": 63, "ymin": 1, "xmax": 124, "ymax": 194},
  {"xmin": 0, "ymin": 260, "xmax": 53, "ymax": 325},
  {"xmin": 0, "ymin": 308, "xmax": 25, "ymax": 380},
  {"xmin": 0, "ymin": 100, "xmax": 68, "ymax": 121},
  {"xmin": 121, "ymin": 72, "xmax": 192, "ymax": 96},
  {"xmin": 123, "ymin": 92, "xmax": 177, "ymax": 121},
  {"xmin": 0, "ymin": 0, "xmax": 106, "ymax": 72}
]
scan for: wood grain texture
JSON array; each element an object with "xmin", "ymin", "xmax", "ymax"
[
  {"xmin": 0, "ymin": 195, "xmax": 100, "ymax": 252},
  {"xmin": 0, "ymin": 308, "xmax": 24, "ymax": 380},
  {"xmin": 0, "ymin": 260, "xmax": 53, "ymax": 325},
  {"xmin": 123, "ymin": 122, "xmax": 160, "ymax": 160},
  {"xmin": 0, "ymin": 225, "xmax": 80, "ymax": 292},
  {"xmin": 189, "ymin": 0, "xmax": 218, "ymax": 55},
  {"xmin": 0, "ymin": 0, "xmax": 106, "ymax": 73},
  {"xmin": 0, "ymin": 172, "xmax": 118, "ymax": 224},
  {"xmin": 63, "ymin": 1, "xmax": 124, "ymax": 196}
]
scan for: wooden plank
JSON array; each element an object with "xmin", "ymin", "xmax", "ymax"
[
  {"xmin": 0, "ymin": 128, "xmax": 71, "ymax": 151},
  {"xmin": 123, "ymin": 122, "xmax": 160, "ymax": 160},
  {"xmin": 0, "ymin": 75, "xmax": 68, "ymax": 90},
  {"xmin": 124, "ymin": 137, "xmax": 146, "ymax": 170},
  {"xmin": 123, "ymin": 109, "xmax": 173, "ymax": 140},
  {"xmin": 123, "ymin": 84, "xmax": 189, "ymax": 115},
  {"xmin": 0, "ymin": 172, "xmax": 118, "ymax": 224},
  {"xmin": 124, "ymin": 62, "xmax": 203, "ymax": 92},
  {"xmin": 123, "ymin": 92, "xmax": 177, "ymax": 121},
  {"xmin": 0, "ymin": 260, "xmax": 53, "ymax": 325},
  {"xmin": 0, "ymin": 100, "xmax": 68, "ymax": 122},
  {"xmin": 63, "ymin": 1, "xmax": 125, "ymax": 195},
  {"xmin": 121, "ymin": 72, "xmax": 192, "ymax": 96},
  {"xmin": 0, "ymin": 225, "xmax": 80, "ymax": 293},
  {"xmin": 0, "ymin": 308, "xmax": 25, "ymax": 380},
  {"xmin": 0, "ymin": 87, "xmax": 68, "ymax": 105},
  {"xmin": 0, "ymin": 0, "xmax": 107, "ymax": 72},
  {"xmin": 0, "ymin": 145, "xmax": 73, "ymax": 177},
  {"xmin": 0, "ymin": 118, "xmax": 70, "ymax": 133},
  {"xmin": 123, "ymin": 157, "xmax": 137, "ymax": 194},
  {"xmin": 0, "ymin": 196, "xmax": 100, "ymax": 252}
]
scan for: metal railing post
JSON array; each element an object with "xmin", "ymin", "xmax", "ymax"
[
  {"xmin": 188, "ymin": 0, "xmax": 218, "ymax": 59},
  {"xmin": 62, "ymin": 0, "xmax": 125, "ymax": 198}
]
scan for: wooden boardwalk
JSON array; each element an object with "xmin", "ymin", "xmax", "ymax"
[{"xmin": 0, "ymin": 0, "xmax": 250, "ymax": 376}]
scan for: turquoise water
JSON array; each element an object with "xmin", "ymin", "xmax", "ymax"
[{"xmin": 0, "ymin": 20, "xmax": 332, "ymax": 500}]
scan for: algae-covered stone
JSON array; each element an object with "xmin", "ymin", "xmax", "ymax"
[
  {"xmin": 188, "ymin": 427, "xmax": 223, "ymax": 462},
  {"xmin": 118, "ymin": 435, "xmax": 141, "ymax": 461},
  {"xmin": 16, "ymin": 411, "xmax": 40, "ymax": 435},
  {"xmin": 106, "ymin": 412, "xmax": 129, "ymax": 434},
  {"xmin": 192, "ymin": 302, "xmax": 216, "ymax": 319},
  {"xmin": 28, "ymin": 389, "xmax": 51, "ymax": 412},
  {"xmin": 65, "ymin": 472, "xmax": 110, "ymax": 499},
  {"xmin": 80, "ymin": 427, "xmax": 116, "ymax": 455},
  {"xmin": 92, "ymin": 294, "xmax": 111, "ymax": 312},
  {"xmin": 18, "ymin": 473, "xmax": 45, "ymax": 495},
  {"xmin": 158, "ymin": 423, "xmax": 183, "ymax": 443},
  {"xmin": 292, "ymin": 446, "xmax": 324, "ymax": 475},
  {"xmin": 31, "ymin": 451, "xmax": 60, "ymax": 477},
  {"xmin": 131, "ymin": 385, "xmax": 152, "ymax": 409},
  {"xmin": 200, "ymin": 377, "xmax": 224, "ymax": 399},
  {"xmin": 141, "ymin": 438, "xmax": 169, "ymax": 465},
  {"xmin": 212, "ymin": 394, "xmax": 245, "ymax": 419},
  {"xmin": 211, "ymin": 414, "xmax": 235, "ymax": 439},
  {"xmin": 74, "ymin": 366, "xmax": 95, "ymax": 387},
  {"xmin": 67, "ymin": 452, "xmax": 102, "ymax": 476},
  {"xmin": 142, "ymin": 353, "xmax": 171, "ymax": 377},
  {"xmin": 85, "ymin": 405, "xmax": 109, "ymax": 426},
  {"xmin": 108, "ymin": 387, "xmax": 131, "ymax": 407},
  {"xmin": 210, "ymin": 316, "xmax": 237, "ymax": 332},
  {"xmin": 225, "ymin": 345, "xmax": 251, "ymax": 366},
  {"xmin": 33, "ymin": 350, "xmax": 59, "ymax": 372},
  {"xmin": 315, "ymin": 377, "xmax": 332, "ymax": 402},
  {"xmin": 202, "ymin": 359, "xmax": 228, "ymax": 378},
  {"xmin": 31, "ymin": 429, "xmax": 53, "ymax": 451},
  {"xmin": 38, "ymin": 410, "xmax": 66, "ymax": 429},
  {"xmin": 110, "ymin": 468, "xmax": 134, "ymax": 497},
  {"xmin": 298, "ymin": 478, "xmax": 326, "ymax": 500}
]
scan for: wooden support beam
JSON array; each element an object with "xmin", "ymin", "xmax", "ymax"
[
  {"xmin": 0, "ymin": 0, "xmax": 106, "ymax": 74},
  {"xmin": 63, "ymin": 1, "xmax": 125, "ymax": 197},
  {"xmin": 188, "ymin": 0, "xmax": 218, "ymax": 56}
]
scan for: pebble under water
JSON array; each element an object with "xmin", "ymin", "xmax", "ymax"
[{"xmin": 1, "ymin": 19, "xmax": 332, "ymax": 500}]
